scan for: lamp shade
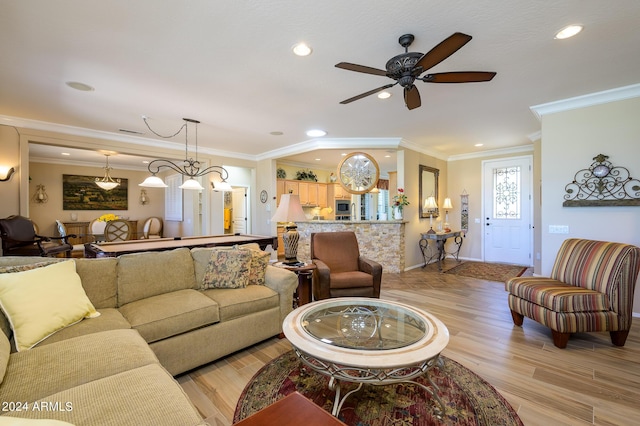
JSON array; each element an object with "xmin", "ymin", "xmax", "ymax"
[
  {"xmin": 443, "ymin": 197, "xmax": 453, "ymax": 210},
  {"xmin": 179, "ymin": 178, "xmax": 204, "ymax": 190},
  {"xmin": 212, "ymin": 180, "xmax": 232, "ymax": 192},
  {"xmin": 271, "ymin": 194, "xmax": 307, "ymax": 223},
  {"xmin": 424, "ymin": 196, "xmax": 438, "ymax": 210},
  {"xmin": 139, "ymin": 175, "xmax": 168, "ymax": 188}
]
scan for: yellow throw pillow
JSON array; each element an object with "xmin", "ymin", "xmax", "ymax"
[{"xmin": 0, "ymin": 260, "xmax": 100, "ymax": 351}]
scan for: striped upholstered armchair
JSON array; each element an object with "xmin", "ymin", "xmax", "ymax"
[{"xmin": 505, "ymin": 239, "xmax": 640, "ymax": 348}]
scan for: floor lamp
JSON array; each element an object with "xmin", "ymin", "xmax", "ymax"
[{"xmin": 271, "ymin": 194, "xmax": 307, "ymax": 265}]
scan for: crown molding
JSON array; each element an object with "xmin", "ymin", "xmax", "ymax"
[
  {"xmin": 256, "ymin": 137, "xmax": 402, "ymax": 161},
  {"xmin": 530, "ymin": 83, "xmax": 640, "ymax": 121},
  {"xmin": 0, "ymin": 114, "xmax": 255, "ymax": 161},
  {"xmin": 448, "ymin": 144, "xmax": 534, "ymax": 162},
  {"xmin": 398, "ymin": 138, "xmax": 449, "ymax": 161}
]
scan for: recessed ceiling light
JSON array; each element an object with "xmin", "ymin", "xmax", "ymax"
[
  {"xmin": 306, "ymin": 129, "xmax": 326, "ymax": 137},
  {"xmin": 384, "ymin": 155, "xmax": 391, "ymax": 158},
  {"xmin": 270, "ymin": 131, "xmax": 284, "ymax": 136},
  {"xmin": 341, "ymin": 153, "xmax": 347, "ymax": 156},
  {"xmin": 292, "ymin": 42, "xmax": 312, "ymax": 56},
  {"xmin": 315, "ymin": 158, "xmax": 321, "ymax": 161},
  {"xmin": 474, "ymin": 143, "xmax": 484, "ymax": 147},
  {"xmin": 377, "ymin": 91, "xmax": 392, "ymax": 99},
  {"xmin": 61, "ymin": 152, "xmax": 71, "ymax": 156},
  {"xmin": 142, "ymin": 160, "xmax": 149, "ymax": 164},
  {"xmin": 555, "ymin": 25, "xmax": 583, "ymax": 40},
  {"xmin": 65, "ymin": 81, "xmax": 95, "ymax": 91}
]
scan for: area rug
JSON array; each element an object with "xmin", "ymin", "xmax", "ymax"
[
  {"xmin": 444, "ymin": 261, "xmax": 527, "ymax": 282},
  {"xmin": 233, "ymin": 351, "xmax": 523, "ymax": 426}
]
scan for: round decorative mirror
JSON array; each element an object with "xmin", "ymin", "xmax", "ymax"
[{"xmin": 337, "ymin": 152, "xmax": 380, "ymax": 194}]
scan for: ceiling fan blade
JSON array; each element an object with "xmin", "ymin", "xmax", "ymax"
[
  {"xmin": 340, "ymin": 84, "xmax": 395, "ymax": 104},
  {"xmin": 414, "ymin": 32, "xmax": 473, "ymax": 73},
  {"xmin": 422, "ymin": 71, "xmax": 497, "ymax": 83},
  {"xmin": 335, "ymin": 62, "xmax": 388, "ymax": 77},
  {"xmin": 404, "ymin": 85, "xmax": 421, "ymax": 110}
]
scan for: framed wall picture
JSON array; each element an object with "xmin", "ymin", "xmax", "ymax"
[{"xmin": 62, "ymin": 174, "xmax": 128, "ymax": 210}]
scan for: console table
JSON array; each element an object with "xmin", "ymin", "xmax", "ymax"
[{"xmin": 419, "ymin": 231, "xmax": 464, "ymax": 271}]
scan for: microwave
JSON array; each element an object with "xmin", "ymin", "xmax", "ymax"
[{"xmin": 335, "ymin": 200, "xmax": 351, "ymax": 213}]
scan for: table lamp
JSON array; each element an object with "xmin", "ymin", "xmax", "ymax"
[
  {"xmin": 424, "ymin": 196, "xmax": 438, "ymax": 234},
  {"xmin": 442, "ymin": 197, "xmax": 453, "ymax": 232},
  {"xmin": 271, "ymin": 194, "xmax": 307, "ymax": 264}
]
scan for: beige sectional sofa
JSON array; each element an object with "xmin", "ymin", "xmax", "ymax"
[{"xmin": 0, "ymin": 246, "xmax": 298, "ymax": 425}]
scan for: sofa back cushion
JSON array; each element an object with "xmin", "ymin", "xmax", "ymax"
[
  {"xmin": 117, "ymin": 248, "xmax": 196, "ymax": 305},
  {"xmin": 74, "ymin": 258, "xmax": 118, "ymax": 309},
  {"xmin": 551, "ymin": 239, "xmax": 640, "ymax": 294}
]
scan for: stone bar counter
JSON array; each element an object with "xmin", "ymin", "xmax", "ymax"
[{"xmin": 295, "ymin": 220, "xmax": 407, "ymax": 273}]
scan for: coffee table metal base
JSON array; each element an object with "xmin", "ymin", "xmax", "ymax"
[{"xmin": 293, "ymin": 347, "xmax": 446, "ymax": 418}]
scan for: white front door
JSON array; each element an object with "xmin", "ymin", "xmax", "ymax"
[
  {"xmin": 231, "ymin": 187, "xmax": 247, "ymax": 234},
  {"xmin": 483, "ymin": 156, "xmax": 533, "ymax": 266}
]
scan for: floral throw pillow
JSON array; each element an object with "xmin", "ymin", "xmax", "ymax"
[
  {"xmin": 202, "ymin": 249, "xmax": 252, "ymax": 289},
  {"xmin": 243, "ymin": 249, "xmax": 270, "ymax": 286}
]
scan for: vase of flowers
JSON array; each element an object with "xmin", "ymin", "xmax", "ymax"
[
  {"xmin": 97, "ymin": 213, "xmax": 120, "ymax": 222},
  {"xmin": 392, "ymin": 188, "xmax": 409, "ymax": 220}
]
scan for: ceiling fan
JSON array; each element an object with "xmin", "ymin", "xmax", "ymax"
[{"xmin": 335, "ymin": 33, "xmax": 496, "ymax": 110}]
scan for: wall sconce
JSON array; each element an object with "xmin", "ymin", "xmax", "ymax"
[
  {"xmin": 139, "ymin": 189, "xmax": 149, "ymax": 206},
  {"xmin": 0, "ymin": 166, "xmax": 15, "ymax": 182},
  {"xmin": 32, "ymin": 184, "xmax": 48, "ymax": 204}
]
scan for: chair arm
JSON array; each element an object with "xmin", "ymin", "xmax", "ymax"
[
  {"xmin": 312, "ymin": 258, "xmax": 332, "ymax": 300},
  {"xmin": 359, "ymin": 256, "xmax": 383, "ymax": 297}
]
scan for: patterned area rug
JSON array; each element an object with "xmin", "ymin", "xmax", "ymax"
[
  {"xmin": 234, "ymin": 351, "xmax": 523, "ymax": 426},
  {"xmin": 444, "ymin": 261, "xmax": 527, "ymax": 282}
]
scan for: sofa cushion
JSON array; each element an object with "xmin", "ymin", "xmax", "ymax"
[
  {"xmin": 0, "ymin": 418, "xmax": 74, "ymax": 425},
  {"xmin": 117, "ymin": 248, "xmax": 197, "ymax": 305},
  {"xmin": 244, "ymin": 248, "xmax": 270, "ymax": 286},
  {"xmin": 0, "ymin": 329, "xmax": 158, "ymax": 403},
  {"xmin": 34, "ymin": 308, "xmax": 131, "ymax": 348},
  {"xmin": 118, "ymin": 289, "xmax": 219, "ymax": 343},
  {"xmin": 506, "ymin": 277, "xmax": 611, "ymax": 313},
  {"xmin": 202, "ymin": 285, "xmax": 279, "ymax": 321},
  {"xmin": 0, "ymin": 260, "xmax": 100, "ymax": 351},
  {"xmin": 4, "ymin": 364, "xmax": 204, "ymax": 426},
  {"xmin": 202, "ymin": 249, "xmax": 251, "ymax": 289},
  {"xmin": 74, "ymin": 257, "xmax": 118, "ymax": 309}
]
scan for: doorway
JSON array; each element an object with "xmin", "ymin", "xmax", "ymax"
[
  {"xmin": 482, "ymin": 156, "xmax": 533, "ymax": 266},
  {"xmin": 223, "ymin": 187, "xmax": 248, "ymax": 235}
]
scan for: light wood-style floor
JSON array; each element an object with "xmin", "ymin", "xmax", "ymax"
[{"xmin": 178, "ymin": 261, "xmax": 640, "ymax": 426}]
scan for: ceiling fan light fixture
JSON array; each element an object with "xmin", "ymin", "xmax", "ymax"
[
  {"xmin": 555, "ymin": 25, "xmax": 583, "ymax": 39},
  {"xmin": 292, "ymin": 42, "xmax": 312, "ymax": 56}
]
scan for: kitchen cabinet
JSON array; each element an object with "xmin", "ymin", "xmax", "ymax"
[
  {"xmin": 277, "ymin": 179, "xmax": 327, "ymax": 207},
  {"xmin": 317, "ymin": 184, "xmax": 328, "ymax": 208},
  {"xmin": 276, "ymin": 180, "xmax": 285, "ymax": 205},
  {"xmin": 333, "ymin": 183, "xmax": 351, "ymax": 199}
]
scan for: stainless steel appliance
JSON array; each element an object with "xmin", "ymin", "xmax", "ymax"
[{"xmin": 335, "ymin": 200, "xmax": 351, "ymax": 220}]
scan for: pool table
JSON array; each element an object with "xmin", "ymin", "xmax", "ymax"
[{"xmin": 84, "ymin": 234, "xmax": 277, "ymax": 258}]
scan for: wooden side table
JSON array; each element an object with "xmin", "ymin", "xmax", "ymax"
[
  {"xmin": 273, "ymin": 262, "xmax": 316, "ymax": 307},
  {"xmin": 233, "ymin": 391, "xmax": 346, "ymax": 426}
]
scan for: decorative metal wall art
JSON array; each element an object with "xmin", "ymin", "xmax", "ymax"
[
  {"xmin": 460, "ymin": 190, "xmax": 469, "ymax": 233},
  {"xmin": 563, "ymin": 154, "xmax": 640, "ymax": 207}
]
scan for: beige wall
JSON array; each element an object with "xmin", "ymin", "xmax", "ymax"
[
  {"xmin": 539, "ymin": 96, "xmax": 640, "ymax": 313},
  {"xmin": 0, "ymin": 126, "xmax": 21, "ymax": 219},
  {"xmin": 29, "ymin": 162, "xmax": 165, "ymax": 238}
]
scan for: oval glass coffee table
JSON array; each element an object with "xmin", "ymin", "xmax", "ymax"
[{"xmin": 282, "ymin": 297, "xmax": 450, "ymax": 417}]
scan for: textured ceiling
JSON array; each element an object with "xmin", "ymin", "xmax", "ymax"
[{"xmin": 2, "ymin": 0, "xmax": 640, "ymax": 171}]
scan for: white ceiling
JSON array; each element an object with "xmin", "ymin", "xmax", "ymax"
[{"xmin": 3, "ymin": 1, "xmax": 640, "ymax": 173}]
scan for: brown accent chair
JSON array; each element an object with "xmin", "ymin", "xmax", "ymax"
[
  {"xmin": 311, "ymin": 231, "xmax": 383, "ymax": 300},
  {"xmin": 0, "ymin": 215, "xmax": 73, "ymax": 257},
  {"xmin": 506, "ymin": 238, "xmax": 640, "ymax": 348}
]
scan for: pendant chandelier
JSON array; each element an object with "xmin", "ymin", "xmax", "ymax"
[
  {"xmin": 95, "ymin": 154, "xmax": 121, "ymax": 191},
  {"xmin": 139, "ymin": 117, "xmax": 232, "ymax": 191}
]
